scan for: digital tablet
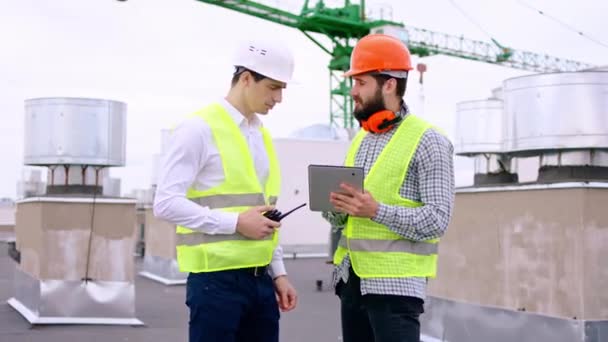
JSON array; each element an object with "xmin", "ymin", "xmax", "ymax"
[{"xmin": 307, "ymin": 164, "xmax": 364, "ymax": 212}]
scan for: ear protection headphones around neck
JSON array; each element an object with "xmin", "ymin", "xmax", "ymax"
[{"xmin": 360, "ymin": 110, "xmax": 403, "ymax": 134}]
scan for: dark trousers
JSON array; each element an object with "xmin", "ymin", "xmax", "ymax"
[
  {"xmin": 336, "ymin": 269, "xmax": 425, "ymax": 342},
  {"xmin": 186, "ymin": 269, "xmax": 279, "ymax": 342}
]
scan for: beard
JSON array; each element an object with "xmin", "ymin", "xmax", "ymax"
[{"xmin": 353, "ymin": 89, "xmax": 387, "ymax": 122}]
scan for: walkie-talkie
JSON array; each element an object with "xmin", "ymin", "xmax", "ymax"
[{"xmin": 263, "ymin": 203, "xmax": 307, "ymax": 222}]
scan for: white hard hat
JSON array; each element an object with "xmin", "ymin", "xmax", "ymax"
[{"xmin": 232, "ymin": 38, "xmax": 295, "ymax": 84}]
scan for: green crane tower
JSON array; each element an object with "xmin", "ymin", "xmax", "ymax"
[{"xmin": 195, "ymin": 0, "xmax": 595, "ymax": 129}]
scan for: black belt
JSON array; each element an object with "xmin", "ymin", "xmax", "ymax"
[{"xmin": 238, "ymin": 265, "xmax": 268, "ymax": 277}]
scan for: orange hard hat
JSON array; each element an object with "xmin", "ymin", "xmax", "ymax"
[{"xmin": 344, "ymin": 33, "xmax": 413, "ymax": 77}]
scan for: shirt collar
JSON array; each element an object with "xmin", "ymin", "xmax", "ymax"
[
  {"xmin": 219, "ymin": 97, "xmax": 263, "ymax": 129},
  {"xmin": 379, "ymin": 101, "xmax": 409, "ymax": 134},
  {"xmin": 399, "ymin": 101, "xmax": 410, "ymax": 118}
]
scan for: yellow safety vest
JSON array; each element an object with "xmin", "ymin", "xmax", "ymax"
[
  {"xmin": 333, "ymin": 114, "xmax": 441, "ymax": 278},
  {"xmin": 174, "ymin": 102, "xmax": 281, "ymax": 273}
]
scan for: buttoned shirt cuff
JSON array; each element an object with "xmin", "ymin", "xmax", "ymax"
[
  {"xmin": 268, "ymin": 244, "xmax": 286, "ymax": 279},
  {"xmin": 269, "ymin": 259, "xmax": 287, "ymax": 279},
  {"xmin": 215, "ymin": 212, "xmax": 239, "ymax": 235},
  {"xmin": 371, "ymin": 203, "xmax": 393, "ymax": 226}
]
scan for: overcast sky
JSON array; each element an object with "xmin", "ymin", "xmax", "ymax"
[{"xmin": 1, "ymin": 0, "xmax": 607, "ymax": 199}]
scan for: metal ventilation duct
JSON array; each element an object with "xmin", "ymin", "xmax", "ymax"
[
  {"xmin": 24, "ymin": 97, "xmax": 127, "ymax": 167},
  {"xmin": 455, "ymin": 98, "xmax": 517, "ymax": 186},
  {"xmin": 503, "ymin": 71, "xmax": 608, "ymax": 182},
  {"xmin": 455, "ymin": 99, "xmax": 505, "ymax": 156},
  {"xmin": 503, "ymin": 71, "xmax": 608, "ymax": 155},
  {"xmin": 23, "ymin": 97, "xmax": 127, "ymax": 194}
]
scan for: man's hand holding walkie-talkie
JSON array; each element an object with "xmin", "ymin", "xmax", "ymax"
[{"xmin": 236, "ymin": 203, "xmax": 306, "ymax": 240}]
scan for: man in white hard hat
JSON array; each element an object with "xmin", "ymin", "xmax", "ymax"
[{"xmin": 153, "ymin": 38, "xmax": 298, "ymax": 342}]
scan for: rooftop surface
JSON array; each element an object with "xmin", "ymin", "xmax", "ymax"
[{"xmin": 0, "ymin": 242, "xmax": 342, "ymax": 342}]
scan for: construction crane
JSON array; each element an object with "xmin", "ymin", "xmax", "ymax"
[{"xmin": 194, "ymin": 0, "xmax": 595, "ymax": 129}]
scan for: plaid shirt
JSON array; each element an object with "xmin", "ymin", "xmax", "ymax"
[{"xmin": 323, "ymin": 103, "xmax": 455, "ymax": 299}]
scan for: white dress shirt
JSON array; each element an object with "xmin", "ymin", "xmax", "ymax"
[{"xmin": 153, "ymin": 98, "xmax": 286, "ymax": 278}]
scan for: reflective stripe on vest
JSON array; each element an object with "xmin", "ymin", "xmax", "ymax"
[
  {"xmin": 177, "ymin": 232, "xmax": 273, "ymax": 246},
  {"xmin": 337, "ymin": 235, "xmax": 438, "ymax": 255},
  {"xmin": 189, "ymin": 193, "xmax": 277, "ymax": 209}
]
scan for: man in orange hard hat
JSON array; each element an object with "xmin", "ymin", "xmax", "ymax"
[{"xmin": 323, "ymin": 33, "xmax": 455, "ymax": 342}]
